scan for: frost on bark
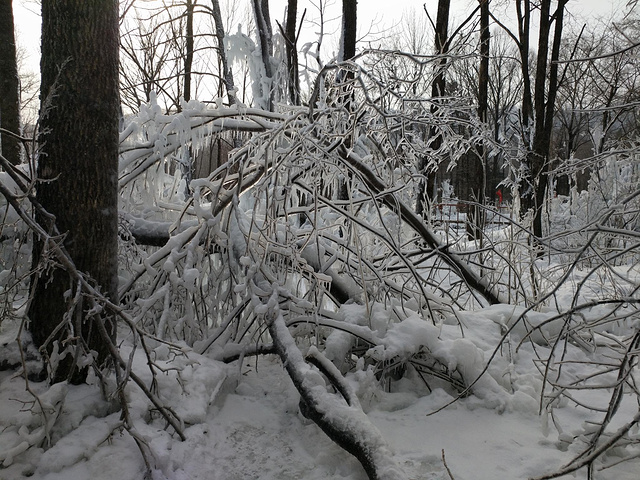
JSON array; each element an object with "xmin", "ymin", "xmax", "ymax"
[
  {"xmin": 0, "ymin": 0, "xmax": 22, "ymax": 166},
  {"xmin": 29, "ymin": 0, "xmax": 120, "ymax": 384},
  {"xmin": 252, "ymin": 0, "xmax": 274, "ymax": 110},
  {"xmin": 283, "ymin": 0, "xmax": 300, "ymax": 105},
  {"xmin": 211, "ymin": 0, "xmax": 237, "ymax": 105}
]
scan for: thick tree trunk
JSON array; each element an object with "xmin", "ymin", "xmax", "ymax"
[
  {"xmin": 0, "ymin": 0, "xmax": 22, "ymax": 166},
  {"xmin": 29, "ymin": 0, "xmax": 120, "ymax": 384},
  {"xmin": 340, "ymin": 0, "xmax": 357, "ymax": 61}
]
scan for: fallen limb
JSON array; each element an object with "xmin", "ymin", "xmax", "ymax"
[
  {"xmin": 337, "ymin": 145, "xmax": 502, "ymax": 306},
  {"xmin": 263, "ymin": 294, "xmax": 405, "ymax": 480}
]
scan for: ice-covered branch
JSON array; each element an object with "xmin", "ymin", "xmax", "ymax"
[
  {"xmin": 336, "ymin": 145, "xmax": 503, "ymax": 306},
  {"xmin": 265, "ymin": 303, "xmax": 405, "ymax": 480},
  {"xmin": 0, "ymin": 173, "xmax": 187, "ymax": 448}
]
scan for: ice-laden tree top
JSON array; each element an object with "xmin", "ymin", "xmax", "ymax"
[
  {"xmin": 3, "ymin": 50, "xmax": 640, "ymax": 479},
  {"xmin": 116, "ymin": 51, "xmax": 507, "ymax": 478}
]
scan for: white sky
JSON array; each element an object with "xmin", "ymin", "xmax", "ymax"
[{"xmin": 12, "ymin": 0, "xmax": 631, "ymax": 83}]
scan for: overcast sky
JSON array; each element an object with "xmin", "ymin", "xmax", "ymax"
[{"xmin": 12, "ymin": 0, "xmax": 631, "ymax": 81}]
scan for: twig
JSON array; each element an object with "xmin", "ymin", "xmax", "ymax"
[
  {"xmin": 441, "ymin": 449, "xmax": 456, "ymax": 480},
  {"xmin": 531, "ymin": 408, "xmax": 640, "ymax": 480},
  {"xmin": 0, "ymin": 176, "xmax": 187, "ymax": 444}
]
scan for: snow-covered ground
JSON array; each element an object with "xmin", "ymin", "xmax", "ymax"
[{"xmin": 2, "ymin": 294, "xmax": 639, "ymax": 480}]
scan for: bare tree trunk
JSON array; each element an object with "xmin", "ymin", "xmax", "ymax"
[
  {"xmin": 527, "ymin": 0, "xmax": 568, "ymax": 239},
  {"xmin": 466, "ymin": 0, "xmax": 489, "ymax": 240},
  {"xmin": 521, "ymin": 0, "xmax": 552, "ymax": 224},
  {"xmin": 515, "ymin": 0, "xmax": 533, "ymax": 136},
  {"xmin": 284, "ymin": 0, "xmax": 300, "ymax": 105},
  {"xmin": 183, "ymin": 0, "xmax": 194, "ymax": 102},
  {"xmin": 29, "ymin": 0, "xmax": 120, "ymax": 384},
  {"xmin": 337, "ymin": 0, "xmax": 357, "ymax": 201},
  {"xmin": 252, "ymin": 0, "xmax": 274, "ymax": 110},
  {"xmin": 211, "ymin": 0, "xmax": 237, "ymax": 106},
  {"xmin": 0, "ymin": 0, "xmax": 21, "ymax": 166},
  {"xmin": 431, "ymin": 0, "xmax": 450, "ymax": 98},
  {"xmin": 478, "ymin": 0, "xmax": 490, "ymax": 127},
  {"xmin": 417, "ymin": 0, "xmax": 450, "ymax": 218},
  {"xmin": 340, "ymin": 0, "xmax": 357, "ymax": 61},
  {"xmin": 514, "ymin": 0, "xmax": 535, "ymax": 220}
]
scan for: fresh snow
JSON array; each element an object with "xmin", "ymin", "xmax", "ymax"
[{"xmin": 2, "ymin": 294, "xmax": 639, "ymax": 480}]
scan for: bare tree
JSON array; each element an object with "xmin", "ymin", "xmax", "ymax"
[
  {"xmin": 120, "ymin": 11, "xmax": 178, "ymax": 111},
  {"xmin": 465, "ymin": 0, "xmax": 490, "ymax": 240},
  {"xmin": 0, "ymin": 0, "xmax": 22, "ymax": 166},
  {"xmin": 340, "ymin": 0, "xmax": 357, "ymax": 62},
  {"xmin": 252, "ymin": 0, "xmax": 274, "ymax": 110},
  {"xmin": 487, "ymin": 33, "xmax": 523, "ymax": 191},
  {"xmin": 514, "ymin": 0, "xmax": 533, "ymax": 140},
  {"xmin": 211, "ymin": 0, "xmax": 237, "ymax": 105},
  {"xmin": 120, "ymin": 0, "xmax": 229, "ymax": 113},
  {"xmin": 29, "ymin": 0, "xmax": 120, "ymax": 384},
  {"xmin": 280, "ymin": 0, "xmax": 301, "ymax": 104},
  {"xmin": 417, "ymin": 0, "xmax": 450, "ymax": 217},
  {"xmin": 493, "ymin": 0, "xmax": 569, "ymax": 239},
  {"xmin": 184, "ymin": 0, "xmax": 195, "ymax": 102},
  {"xmin": 526, "ymin": 0, "xmax": 569, "ymax": 239}
]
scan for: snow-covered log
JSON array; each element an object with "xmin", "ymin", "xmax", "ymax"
[{"xmin": 265, "ymin": 303, "xmax": 405, "ymax": 480}]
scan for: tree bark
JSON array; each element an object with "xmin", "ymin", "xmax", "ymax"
[
  {"xmin": 284, "ymin": 0, "xmax": 300, "ymax": 105},
  {"xmin": 477, "ymin": 0, "xmax": 490, "ymax": 127},
  {"xmin": 336, "ymin": 0, "xmax": 357, "ymax": 201},
  {"xmin": 340, "ymin": 0, "xmax": 357, "ymax": 61},
  {"xmin": 0, "ymin": 0, "xmax": 22, "ymax": 166},
  {"xmin": 183, "ymin": 0, "xmax": 194, "ymax": 102},
  {"xmin": 29, "ymin": 0, "xmax": 120, "ymax": 384},
  {"xmin": 466, "ymin": 0, "xmax": 490, "ymax": 240},
  {"xmin": 252, "ymin": 0, "xmax": 274, "ymax": 110},
  {"xmin": 211, "ymin": 0, "xmax": 237, "ymax": 106},
  {"xmin": 417, "ymin": 0, "xmax": 450, "ymax": 218},
  {"xmin": 515, "ymin": 0, "xmax": 533, "ymax": 137},
  {"xmin": 524, "ymin": 0, "xmax": 568, "ymax": 239}
]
